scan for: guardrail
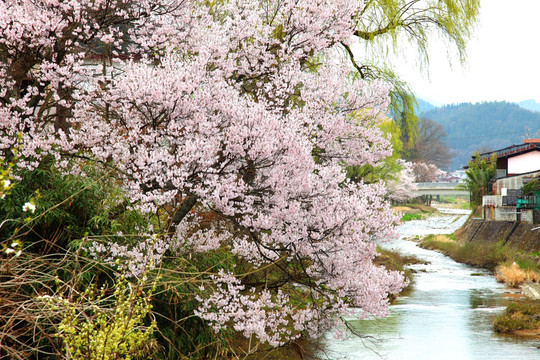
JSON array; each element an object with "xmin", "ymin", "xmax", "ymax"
[{"xmin": 414, "ymin": 182, "xmax": 470, "ymax": 196}]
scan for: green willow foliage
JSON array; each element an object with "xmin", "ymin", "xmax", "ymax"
[
  {"xmin": 346, "ymin": 119, "xmax": 403, "ymax": 183},
  {"xmin": 346, "ymin": 0, "xmax": 481, "ymax": 143}
]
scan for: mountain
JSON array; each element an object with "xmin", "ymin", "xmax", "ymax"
[
  {"xmin": 415, "ymin": 98, "xmax": 435, "ymax": 114},
  {"xmin": 517, "ymin": 99, "xmax": 540, "ymax": 113},
  {"xmin": 419, "ymin": 101, "xmax": 540, "ymax": 170}
]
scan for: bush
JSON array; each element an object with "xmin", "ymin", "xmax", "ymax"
[
  {"xmin": 495, "ymin": 263, "xmax": 529, "ymax": 287},
  {"xmin": 419, "ymin": 235, "xmax": 512, "ymax": 270},
  {"xmin": 0, "ymin": 160, "xmax": 163, "ymax": 358},
  {"xmin": 493, "ymin": 300, "xmax": 540, "ymax": 333},
  {"xmin": 451, "ymin": 242, "xmax": 508, "ymax": 270}
]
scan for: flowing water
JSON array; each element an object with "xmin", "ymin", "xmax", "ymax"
[{"xmin": 319, "ymin": 206, "xmax": 540, "ymax": 360}]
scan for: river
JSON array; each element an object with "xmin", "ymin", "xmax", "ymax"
[{"xmin": 318, "ymin": 206, "xmax": 540, "ymax": 359}]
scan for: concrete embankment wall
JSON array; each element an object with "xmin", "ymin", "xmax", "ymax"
[{"xmin": 456, "ymin": 218, "xmax": 540, "ymax": 253}]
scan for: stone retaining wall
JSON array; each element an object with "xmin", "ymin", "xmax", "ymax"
[{"xmin": 456, "ymin": 218, "xmax": 540, "ymax": 253}]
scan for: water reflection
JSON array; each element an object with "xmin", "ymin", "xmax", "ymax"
[
  {"xmin": 469, "ymin": 289, "xmax": 504, "ymax": 309},
  {"xmin": 318, "ymin": 207, "xmax": 540, "ymax": 359}
]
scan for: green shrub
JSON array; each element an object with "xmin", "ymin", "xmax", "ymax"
[
  {"xmin": 0, "ymin": 159, "xmax": 164, "ymax": 358},
  {"xmin": 451, "ymin": 242, "xmax": 508, "ymax": 270},
  {"xmin": 493, "ymin": 300, "xmax": 540, "ymax": 333},
  {"xmin": 419, "ymin": 235, "xmax": 513, "ymax": 270},
  {"xmin": 522, "ymin": 179, "xmax": 540, "ymax": 195},
  {"xmin": 44, "ymin": 275, "xmax": 157, "ymax": 360},
  {"xmin": 0, "ymin": 159, "xmax": 153, "ymax": 257}
]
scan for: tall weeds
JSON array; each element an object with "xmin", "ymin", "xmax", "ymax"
[
  {"xmin": 495, "ymin": 262, "xmax": 540, "ymax": 288},
  {"xmin": 420, "ymin": 236, "xmax": 509, "ymax": 270}
]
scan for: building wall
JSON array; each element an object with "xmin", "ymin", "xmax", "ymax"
[
  {"xmin": 493, "ymin": 170, "xmax": 540, "ymax": 195},
  {"xmin": 521, "ymin": 210, "xmax": 534, "ymax": 224},
  {"xmin": 483, "ymin": 206, "xmax": 534, "ymax": 223},
  {"xmin": 483, "ymin": 195, "xmax": 501, "ymax": 207},
  {"xmin": 508, "ymin": 151, "xmax": 540, "ymax": 174}
]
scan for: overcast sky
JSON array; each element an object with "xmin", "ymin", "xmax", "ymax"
[{"xmin": 394, "ymin": 0, "xmax": 540, "ymax": 106}]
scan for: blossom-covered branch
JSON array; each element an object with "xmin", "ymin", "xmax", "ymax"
[{"xmin": 0, "ymin": 0, "xmax": 406, "ymax": 345}]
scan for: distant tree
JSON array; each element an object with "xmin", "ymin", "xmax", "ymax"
[
  {"xmin": 421, "ymin": 101, "xmax": 540, "ymax": 169},
  {"xmin": 475, "ymin": 144, "xmax": 493, "ymax": 155},
  {"xmin": 386, "ymin": 159, "xmax": 417, "ymax": 202},
  {"xmin": 412, "ymin": 161, "xmax": 444, "ymax": 183},
  {"xmin": 405, "ymin": 117, "xmax": 452, "ymax": 169}
]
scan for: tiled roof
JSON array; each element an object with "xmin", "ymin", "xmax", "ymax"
[{"xmin": 478, "ymin": 142, "xmax": 540, "ymax": 160}]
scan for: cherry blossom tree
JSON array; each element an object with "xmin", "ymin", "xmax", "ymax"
[
  {"xmin": 412, "ymin": 161, "xmax": 444, "ymax": 183},
  {"xmin": 386, "ymin": 159, "xmax": 417, "ymax": 203},
  {"xmin": 0, "ymin": 0, "xmax": 405, "ymax": 346}
]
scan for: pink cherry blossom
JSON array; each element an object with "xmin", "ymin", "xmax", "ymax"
[{"xmin": 0, "ymin": 0, "xmax": 406, "ymax": 344}]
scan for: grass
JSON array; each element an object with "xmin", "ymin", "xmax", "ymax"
[
  {"xmin": 495, "ymin": 262, "xmax": 540, "ymax": 288},
  {"xmin": 407, "ymin": 203, "xmax": 439, "ymax": 213},
  {"xmin": 419, "ymin": 234, "xmax": 540, "ymax": 276},
  {"xmin": 458, "ymin": 202, "xmax": 472, "ymax": 210},
  {"xmin": 400, "ymin": 213, "xmax": 423, "ymax": 222},
  {"xmin": 493, "ymin": 300, "xmax": 540, "ymax": 333},
  {"xmin": 419, "ymin": 234, "xmax": 460, "ymax": 256},
  {"xmin": 396, "ymin": 203, "xmax": 439, "ymax": 222},
  {"xmin": 436, "ymin": 196, "xmax": 471, "ymax": 210},
  {"xmin": 419, "ymin": 235, "xmax": 512, "ymax": 270}
]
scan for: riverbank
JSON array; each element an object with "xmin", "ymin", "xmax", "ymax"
[
  {"xmin": 456, "ymin": 218, "xmax": 540, "ymax": 253},
  {"xmin": 393, "ymin": 203, "xmax": 439, "ymax": 222},
  {"xmin": 417, "ymin": 232, "xmax": 540, "ymax": 338}
]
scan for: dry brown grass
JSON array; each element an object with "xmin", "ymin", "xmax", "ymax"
[
  {"xmin": 393, "ymin": 206, "xmax": 412, "ymax": 213},
  {"xmin": 495, "ymin": 262, "xmax": 540, "ymax": 287},
  {"xmin": 429, "ymin": 235, "xmax": 454, "ymax": 242}
]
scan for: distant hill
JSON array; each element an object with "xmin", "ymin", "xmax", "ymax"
[
  {"xmin": 415, "ymin": 98, "xmax": 435, "ymax": 114},
  {"xmin": 419, "ymin": 101, "xmax": 540, "ymax": 170},
  {"xmin": 517, "ymin": 99, "xmax": 540, "ymax": 113}
]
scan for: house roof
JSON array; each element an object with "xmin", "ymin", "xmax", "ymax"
[{"xmin": 477, "ymin": 140, "xmax": 540, "ymax": 161}]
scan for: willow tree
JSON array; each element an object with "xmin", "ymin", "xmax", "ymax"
[{"xmin": 342, "ymin": 0, "xmax": 481, "ymax": 142}]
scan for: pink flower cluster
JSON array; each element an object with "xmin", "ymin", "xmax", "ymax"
[
  {"xmin": 87, "ymin": 234, "xmax": 169, "ymax": 278},
  {"xmin": 387, "ymin": 159, "xmax": 418, "ymax": 202},
  {"xmin": 195, "ymin": 270, "xmax": 300, "ymax": 347},
  {"xmin": 1, "ymin": 0, "xmax": 406, "ymax": 344},
  {"xmin": 412, "ymin": 161, "xmax": 444, "ymax": 182}
]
